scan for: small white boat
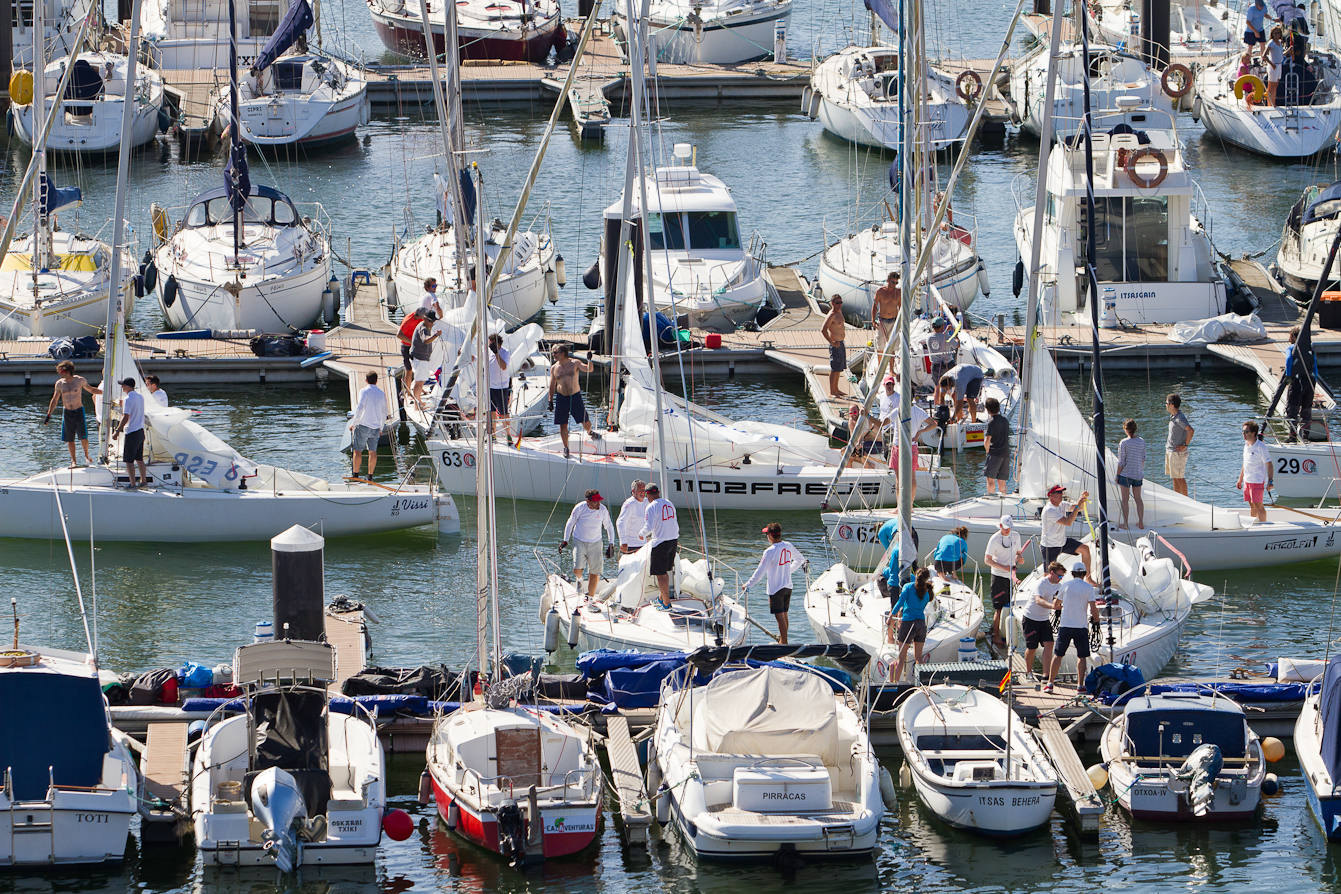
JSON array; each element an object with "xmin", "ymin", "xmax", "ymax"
[
  {"xmin": 807, "ymin": 44, "xmax": 971, "ymax": 152},
  {"xmin": 217, "ymin": 52, "xmax": 369, "ymax": 147},
  {"xmin": 897, "ymin": 684, "xmax": 1057, "ymax": 836},
  {"xmin": 0, "ymin": 643, "xmax": 139, "ymax": 866},
  {"xmin": 1295, "ymin": 656, "xmax": 1341, "ymax": 840},
  {"xmin": 540, "ymin": 545, "xmax": 748, "ymax": 653},
  {"xmin": 649, "ymin": 647, "xmax": 885, "ymax": 858},
  {"xmin": 619, "ymin": 0, "xmax": 791, "ymax": 65},
  {"xmin": 190, "ymin": 640, "xmax": 387, "ymax": 868},
  {"xmin": 0, "ymin": 225, "xmax": 133, "ymax": 339},
  {"xmin": 1101, "ymin": 689, "xmax": 1265, "ymax": 821},
  {"xmin": 1009, "ymin": 41, "xmax": 1174, "ymax": 141},
  {"xmin": 11, "ymin": 51, "xmax": 164, "ymax": 154},
  {"xmin": 1194, "ymin": 49, "xmax": 1341, "ymax": 159},
  {"xmin": 1090, "ymin": 0, "xmax": 1245, "ymax": 59},
  {"xmin": 367, "ymin": 0, "xmax": 565, "ymax": 61},
  {"xmin": 804, "ymin": 564, "xmax": 984, "ymax": 680},
  {"xmin": 1277, "ymin": 181, "xmax": 1341, "ymax": 300},
  {"xmin": 154, "ymin": 183, "xmax": 331, "ymax": 332}
]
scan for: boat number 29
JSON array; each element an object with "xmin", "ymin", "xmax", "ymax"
[
  {"xmin": 1276, "ymin": 456, "xmax": 1316, "ymax": 476},
  {"xmin": 173, "ymin": 452, "xmax": 238, "ymax": 481},
  {"xmin": 439, "ymin": 450, "xmax": 476, "ymax": 469}
]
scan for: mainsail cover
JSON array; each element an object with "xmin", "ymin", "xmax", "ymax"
[{"xmin": 251, "ymin": 0, "xmax": 314, "ymax": 73}]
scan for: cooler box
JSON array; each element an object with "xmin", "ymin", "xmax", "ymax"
[
  {"xmin": 732, "ymin": 762, "xmax": 832, "ymax": 813},
  {"xmin": 1320, "ymin": 291, "xmax": 1341, "ymax": 330}
]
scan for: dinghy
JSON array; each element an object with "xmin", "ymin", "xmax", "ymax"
[
  {"xmin": 1296, "ymin": 654, "xmax": 1341, "ymax": 839},
  {"xmin": 190, "ymin": 639, "xmax": 388, "ymax": 868},
  {"xmin": 897, "ymin": 684, "xmax": 1057, "ymax": 835},
  {"xmin": 1100, "ymin": 689, "xmax": 1265, "ymax": 821},
  {"xmin": 649, "ymin": 645, "xmax": 885, "ymax": 859}
]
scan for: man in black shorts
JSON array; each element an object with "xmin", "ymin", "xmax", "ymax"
[
  {"xmin": 1045, "ymin": 561, "xmax": 1100, "ymax": 694},
  {"xmin": 639, "ymin": 483, "xmax": 680, "ymax": 608},
  {"xmin": 1039, "ymin": 484, "xmax": 1092, "ymax": 573},
  {"xmin": 821, "ymin": 295, "xmax": 847, "ymax": 398},
  {"xmin": 1021, "ymin": 561, "xmax": 1064, "ymax": 678},
  {"xmin": 741, "ymin": 522, "xmax": 807, "ymax": 644}
]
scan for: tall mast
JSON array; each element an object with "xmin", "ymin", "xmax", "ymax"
[
  {"xmin": 472, "ymin": 167, "xmax": 500, "ymax": 681},
  {"xmin": 420, "ymin": 0, "xmax": 471, "ymax": 290},
  {"xmin": 31, "ymin": 0, "xmax": 47, "ymax": 278},
  {"xmin": 227, "ymin": 0, "xmax": 243, "ymax": 264},
  {"xmin": 895, "ymin": 0, "xmax": 913, "ymax": 584}
]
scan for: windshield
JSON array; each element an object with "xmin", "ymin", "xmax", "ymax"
[
  {"xmin": 685, "ymin": 211, "xmax": 740, "ymax": 250},
  {"xmin": 187, "ymin": 195, "xmax": 300, "ymax": 227},
  {"xmin": 647, "ymin": 212, "xmax": 686, "ymax": 251}
]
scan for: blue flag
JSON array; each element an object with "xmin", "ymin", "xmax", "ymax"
[
  {"xmin": 224, "ymin": 140, "xmax": 250, "ymax": 213},
  {"xmin": 251, "ymin": 0, "xmax": 314, "ymax": 73}
]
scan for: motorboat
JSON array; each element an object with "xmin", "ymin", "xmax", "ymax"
[
  {"xmin": 617, "ymin": 0, "xmax": 791, "ymax": 65},
  {"xmin": 367, "ymin": 0, "xmax": 565, "ymax": 61},
  {"xmin": 897, "ymin": 684, "xmax": 1057, "ymax": 835},
  {"xmin": 0, "ymin": 642, "xmax": 139, "ymax": 865},
  {"xmin": 1090, "ymin": 0, "xmax": 1245, "ymax": 59},
  {"xmin": 1277, "ymin": 181, "xmax": 1341, "ymax": 300},
  {"xmin": 141, "ymin": 0, "xmax": 279, "ymax": 67},
  {"xmin": 804, "ymin": 564, "xmax": 983, "ymax": 680},
  {"xmin": 153, "ymin": 183, "xmax": 331, "ymax": 332},
  {"xmin": 807, "ymin": 44, "xmax": 971, "ymax": 152},
  {"xmin": 1193, "ymin": 48, "xmax": 1341, "ymax": 159},
  {"xmin": 190, "ymin": 639, "xmax": 387, "ymax": 868},
  {"xmin": 1013, "ymin": 104, "xmax": 1227, "ymax": 326},
  {"xmin": 1100, "ymin": 689, "xmax": 1265, "ymax": 821},
  {"xmin": 1296, "ymin": 654, "xmax": 1341, "ymax": 839},
  {"xmin": 1009, "ymin": 41, "xmax": 1175, "ymax": 141},
  {"xmin": 540, "ymin": 544, "xmax": 748, "ymax": 653},
  {"xmin": 648, "ymin": 645, "xmax": 886, "ymax": 859},
  {"xmin": 11, "ymin": 51, "xmax": 165, "ymax": 153},
  {"xmin": 217, "ymin": 48, "xmax": 370, "ymax": 148}
]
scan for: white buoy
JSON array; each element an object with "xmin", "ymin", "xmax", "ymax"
[
  {"xmin": 898, "ymin": 762, "xmax": 912, "ymax": 788},
  {"xmin": 567, "ymin": 609, "xmax": 581, "ymax": 649},
  {"xmin": 977, "ymin": 261, "xmax": 991, "ymax": 297},
  {"xmin": 545, "ymin": 268, "xmax": 559, "ymax": 304},
  {"xmin": 554, "ymin": 254, "xmax": 566, "ymax": 288},
  {"xmin": 879, "ymin": 766, "xmax": 897, "ymax": 806},
  {"xmin": 544, "ymin": 607, "xmax": 560, "ymax": 653}
]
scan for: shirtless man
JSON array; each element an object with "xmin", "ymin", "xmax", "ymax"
[
  {"xmin": 822, "ymin": 295, "xmax": 847, "ymax": 398},
  {"xmin": 548, "ymin": 344, "xmax": 599, "ymax": 458},
  {"xmin": 43, "ymin": 360, "xmax": 102, "ymax": 466},
  {"xmin": 872, "ymin": 273, "xmax": 900, "ymax": 348}
]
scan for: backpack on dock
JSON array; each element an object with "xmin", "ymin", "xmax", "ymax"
[{"xmin": 248, "ymin": 334, "xmax": 306, "ymax": 357}]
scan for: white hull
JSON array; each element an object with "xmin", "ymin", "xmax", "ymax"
[
  {"xmin": 1295, "ymin": 689, "xmax": 1341, "ymax": 840},
  {"xmin": 1266, "ymin": 440, "xmax": 1341, "ymax": 498},
  {"xmin": 220, "ymin": 82, "xmax": 367, "ymax": 147},
  {"xmin": 158, "ymin": 251, "xmax": 329, "ymax": 332},
  {"xmin": 1010, "ymin": 42, "xmax": 1173, "ymax": 141},
  {"xmin": 12, "ymin": 87, "xmax": 163, "ymax": 153},
  {"xmin": 1194, "ymin": 54, "xmax": 1341, "ymax": 159},
  {"xmin": 0, "ymin": 233, "xmax": 133, "ymax": 338},
  {"xmin": 637, "ymin": 4, "xmax": 790, "ymax": 65},
  {"xmin": 390, "ymin": 226, "xmax": 555, "ymax": 326},
  {"xmin": 816, "ymin": 93, "xmax": 969, "ymax": 152},
  {"xmin": 1091, "ymin": 3, "xmax": 1244, "ymax": 59},
  {"xmin": 817, "ymin": 238, "xmax": 981, "ymax": 317}
]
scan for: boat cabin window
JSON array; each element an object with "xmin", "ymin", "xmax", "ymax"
[
  {"xmin": 686, "ymin": 211, "xmax": 740, "ymax": 250},
  {"xmin": 187, "ymin": 194, "xmax": 300, "ymax": 227},
  {"xmin": 1079, "ymin": 196, "xmax": 1168, "ymax": 283},
  {"xmin": 647, "ymin": 212, "xmax": 686, "ymax": 251}
]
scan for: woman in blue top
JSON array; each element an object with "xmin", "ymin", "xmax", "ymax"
[
  {"xmin": 890, "ymin": 567, "xmax": 934, "ymax": 682},
  {"xmin": 877, "ymin": 518, "xmax": 920, "ymax": 601},
  {"xmin": 931, "ymin": 525, "xmax": 969, "ymax": 581}
]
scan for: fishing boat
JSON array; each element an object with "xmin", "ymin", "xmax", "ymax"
[
  {"xmin": 1100, "ymin": 689, "xmax": 1265, "ymax": 821},
  {"xmin": 648, "ymin": 645, "xmax": 886, "ymax": 859},
  {"xmin": 1090, "ymin": 0, "xmax": 1245, "ymax": 59},
  {"xmin": 366, "ymin": 0, "xmax": 565, "ymax": 61},
  {"xmin": 10, "ymin": 51, "xmax": 165, "ymax": 153},
  {"xmin": 1193, "ymin": 47, "xmax": 1341, "ymax": 159},
  {"xmin": 190, "ymin": 637, "xmax": 387, "ymax": 868},
  {"xmin": 1296, "ymin": 654, "xmax": 1341, "ymax": 839},
  {"xmin": 214, "ymin": 0, "xmax": 369, "ymax": 148},
  {"xmin": 898, "ymin": 684, "xmax": 1057, "ymax": 835},
  {"xmin": 616, "ymin": 0, "xmax": 791, "ymax": 65}
]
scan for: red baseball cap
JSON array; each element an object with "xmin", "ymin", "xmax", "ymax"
[{"xmin": 1048, "ymin": 484, "xmax": 1066, "ymax": 495}]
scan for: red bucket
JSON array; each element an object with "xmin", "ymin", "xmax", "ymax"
[{"xmin": 705, "ymin": 333, "xmax": 722, "ymax": 349}]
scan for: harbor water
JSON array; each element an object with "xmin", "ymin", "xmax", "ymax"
[{"xmin": 6, "ymin": 0, "xmax": 1341, "ymax": 888}]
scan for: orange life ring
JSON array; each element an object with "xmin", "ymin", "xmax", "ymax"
[
  {"xmin": 1161, "ymin": 63, "xmax": 1193, "ymax": 98},
  {"xmin": 955, "ymin": 69, "xmax": 983, "ymax": 103},
  {"xmin": 1126, "ymin": 146, "xmax": 1169, "ymax": 189},
  {"xmin": 1234, "ymin": 73, "xmax": 1267, "ymax": 103}
]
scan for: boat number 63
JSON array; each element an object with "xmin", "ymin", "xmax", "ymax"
[{"xmin": 440, "ymin": 450, "xmax": 476, "ymax": 469}]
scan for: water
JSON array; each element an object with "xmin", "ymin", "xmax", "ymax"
[{"xmin": 6, "ymin": 3, "xmax": 1341, "ymax": 890}]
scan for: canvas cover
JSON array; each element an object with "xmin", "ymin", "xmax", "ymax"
[
  {"xmin": 1167, "ymin": 312, "xmax": 1266, "ymax": 346},
  {"xmin": 1124, "ymin": 697, "xmax": 1247, "ymax": 760},
  {"xmin": 1322, "ymin": 653, "xmax": 1341, "ymax": 784},
  {"xmin": 0, "ymin": 672, "xmax": 108, "ymax": 800},
  {"xmin": 677, "ymin": 666, "xmax": 840, "ymax": 765}
]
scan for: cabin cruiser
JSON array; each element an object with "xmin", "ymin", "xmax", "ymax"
[
  {"xmin": 1194, "ymin": 46, "xmax": 1341, "ymax": 158},
  {"xmin": 806, "ymin": 45, "xmax": 971, "ymax": 152},
  {"xmin": 1013, "ymin": 104, "xmax": 1226, "ymax": 326},
  {"xmin": 141, "ymin": 0, "xmax": 280, "ymax": 68},
  {"xmin": 1090, "ymin": 0, "xmax": 1245, "ymax": 59},
  {"xmin": 367, "ymin": 0, "xmax": 565, "ymax": 61},
  {"xmin": 616, "ymin": 0, "xmax": 791, "ymax": 65},
  {"xmin": 11, "ymin": 51, "xmax": 164, "ymax": 153}
]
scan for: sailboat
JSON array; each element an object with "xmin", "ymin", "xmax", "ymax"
[
  {"xmin": 619, "ymin": 0, "xmax": 792, "ymax": 65},
  {"xmin": 367, "ymin": 0, "xmax": 566, "ymax": 62},
  {"xmin": 11, "ymin": 0, "xmax": 97, "ymax": 67},
  {"xmin": 214, "ymin": 0, "xmax": 369, "ymax": 148},
  {"xmin": 0, "ymin": 26, "xmax": 457, "ymax": 542},
  {"xmin": 1296, "ymin": 654, "xmax": 1341, "ymax": 839},
  {"xmin": 423, "ymin": 197, "xmax": 604, "ymax": 864},
  {"xmin": 385, "ymin": 0, "xmax": 557, "ymax": 327},
  {"xmin": 1089, "ymin": 0, "xmax": 1246, "ymax": 58},
  {"xmin": 11, "ymin": 49, "xmax": 165, "ymax": 154},
  {"xmin": 1009, "ymin": 41, "xmax": 1174, "ymax": 141},
  {"xmin": 0, "ymin": 3, "xmax": 133, "ymax": 339}
]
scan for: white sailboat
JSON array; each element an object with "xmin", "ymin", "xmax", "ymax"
[
  {"xmin": 141, "ymin": 0, "xmax": 278, "ymax": 67},
  {"xmin": 1295, "ymin": 655, "xmax": 1341, "ymax": 840},
  {"xmin": 11, "ymin": 50, "xmax": 164, "ymax": 154},
  {"xmin": 1193, "ymin": 48, "xmax": 1341, "ymax": 159},
  {"xmin": 623, "ymin": 0, "xmax": 792, "ymax": 65},
  {"xmin": 1277, "ymin": 181, "xmax": 1341, "ymax": 301},
  {"xmin": 648, "ymin": 645, "xmax": 886, "ymax": 858},
  {"xmin": 1090, "ymin": 0, "xmax": 1245, "ymax": 58},
  {"xmin": 11, "ymin": 0, "xmax": 97, "ymax": 67}
]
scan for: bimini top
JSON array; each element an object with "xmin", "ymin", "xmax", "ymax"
[
  {"xmin": 1122, "ymin": 691, "xmax": 1247, "ymax": 760},
  {"xmin": 184, "ymin": 183, "xmax": 303, "ymax": 229}
]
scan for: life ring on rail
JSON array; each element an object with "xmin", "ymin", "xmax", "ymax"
[
  {"xmin": 955, "ymin": 69, "xmax": 983, "ymax": 103},
  {"xmin": 8, "ymin": 70, "xmax": 32, "ymax": 106},
  {"xmin": 1234, "ymin": 73, "xmax": 1267, "ymax": 103},
  {"xmin": 1126, "ymin": 146, "xmax": 1169, "ymax": 189},
  {"xmin": 1161, "ymin": 62, "xmax": 1193, "ymax": 98}
]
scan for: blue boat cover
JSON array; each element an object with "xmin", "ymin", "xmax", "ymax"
[
  {"xmin": 1321, "ymin": 654, "xmax": 1341, "ymax": 784},
  {"xmin": 864, "ymin": 0, "xmax": 899, "ymax": 34},
  {"xmin": 38, "ymin": 173, "xmax": 81, "ymax": 216},
  {"xmin": 0, "ymin": 672, "xmax": 108, "ymax": 800},
  {"xmin": 577, "ymin": 649, "xmax": 687, "ymax": 676},
  {"xmin": 1100, "ymin": 680, "xmax": 1308, "ymax": 706},
  {"xmin": 252, "ymin": 0, "xmax": 314, "ymax": 74},
  {"xmin": 1123, "ymin": 695, "xmax": 1247, "ymax": 760},
  {"xmin": 602, "ymin": 659, "xmax": 682, "ymax": 709},
  {"xmin": 64, "ymin": 59, "xmax": 103, "ymax": 101}
]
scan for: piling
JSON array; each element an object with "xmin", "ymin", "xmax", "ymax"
[{"xmin": 271, "ymin": 525, "xmax": 325, "ymax": 641}]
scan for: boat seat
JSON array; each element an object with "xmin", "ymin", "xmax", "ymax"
[{"xmin": 694, "ymin": 752, "xmax": 825, "ymax": 782}]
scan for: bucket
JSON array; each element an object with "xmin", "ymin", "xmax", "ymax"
[
  {"xmin": 307, "ymin": 329, "xmax": 327, "ymax": 352},
  {"xmin": 705, "ymin": 333, "xmax": 722, "ymax": 349},
  {"xmin": 254, "ymin": 620, "xmax": 273, "ymax": 643},
  {"xmin": 957, "ymin": 637, "xmax": 977, "ymax": 663}
]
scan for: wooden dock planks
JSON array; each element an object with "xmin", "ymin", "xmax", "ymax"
[
  {"xmin": 142, "ymin": 721, "xmax": 190, "ymax": 804},
  {"xmin": 325, "ymin": 609, "xmax": 368, "ymax": 694},
  {"xmin": 1034, "ymin": 714, "xmax": 1105, "ymax": 836},
  {"xmin": 605, "ymin": 714, "xmax": 652, "ymax": 844}
]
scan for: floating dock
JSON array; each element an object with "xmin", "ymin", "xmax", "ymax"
[{"xmin": 603, "ymin": 713, "xmax": 652, "ymax": 844}]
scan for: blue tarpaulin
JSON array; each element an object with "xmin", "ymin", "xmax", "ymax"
[
  {"xmin": 1123, "ymin": 696, "xmax": 1248, "ymax": 760},
  {"xmin": 38, "ymin": 173, "xmax": 81, "ymax": 216},
  {"xmin": 1321, "ymin": 655, "xmax": 1341, "ymax": 784},
  {"xmin": 0, "ymin": 673, "xmax": 108, "ymax": 800},
  {"xmin": 251, "ymin": 0, "xmax": 314, "ymax": 73},
  {"xmin": 577, "ymin": 649, "xmax": 687, "ymax": 676},
  {"xmin": 602, "ymin": 659, "xmax": 682, "ymax": 709}
]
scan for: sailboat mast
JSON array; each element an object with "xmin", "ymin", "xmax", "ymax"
[
  {"xmin": 607, "ymin": 74, "xmax": 641, "ymax": 428},
  {"xmin": 420, "ymin": 0, "xmax": 472, "ymax": 286},
  {"xmin": 228, "ymin": 0, "xmax": 242, "ymax": 264},
  {"xmin": 32, "ymin": 0, "xmax": 47, "ymax": 276},
  {"xmin": 895, "ymin": 0, "xmax": 913, "ymax": 583},
  {"xmin": 472, "ymin": 168, "xmax": 501, "ymax": 679}
]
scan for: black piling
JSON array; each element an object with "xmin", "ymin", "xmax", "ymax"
[{"xmin": 271, "ymin": 525, "xmax": 325, "ymax": 641}]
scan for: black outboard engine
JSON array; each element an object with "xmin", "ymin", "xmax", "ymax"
[{"xmin": 496, "ymin": 799, "xmax": 527, "ymax": 864}]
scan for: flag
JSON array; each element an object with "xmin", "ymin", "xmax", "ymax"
[{"xmin": 998, "ymin": 669, "xmax": 1011, "ymax": 693}]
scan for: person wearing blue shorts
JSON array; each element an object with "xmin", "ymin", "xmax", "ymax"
[
  {"xmin": 548, "ymin": 344, "xmax": 599, "ymax": 458},
  {"xmin": 1115, "ymin": 418, "xmax": 1146, "ymax": 530}
]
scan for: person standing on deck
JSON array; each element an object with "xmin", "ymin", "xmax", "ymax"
[
  {"xmin": 889, "ymin": 567, "xmax": 935, "ymax": 682},
  {"xmin": 932, "ymin": 526, "xmax": 969, "ymax": 582},
  {"xmin": 871, "ymin": 273, "xmax": 901, "ymax": 349},
  {"xmin": 983, "ymin": 397, "xmax": 1011, "ymax": 494},
  {"xmin": 1040, "ymin": 485, "xmax": 1092, "ymax": 574},
  {"xmin": 1165, "ymin": 393, "xmax": 1194, "ymax": 496},
  {"xmin": 822, "ymin": 296, "xmax": 848, "ymax": 398},
  {"xmin": 1022, "ymin": 561, "xmax": 1064, "ymax": 679},
  {"xmin": 1044, "ymin": 561, "xmax": 1101, "ymax": 694},
  {"xmin": 559, "ymin": 489, "xmax": 616, "ymax": 599},
  {"xmin": 113, "ymin": 378, "xmax": 147, "ymax": 490},
  {"xmin": 617, "ymin": 480, "xmax": 649, "ymax": 554},
  {"xmin": 419, "ymin": 277, "xmax": 442, "ymax": 318},
  {"xmin": 408, "ymin": 311, "xmax": 440, "ymax": 411},
  {"xmin": 548, "ymin": 344, "xmax": 599, "ymax": 458},
  {"xmin": 485, "ymin": 333, "xmax": 512, "ymax": 437},
  {"xmin": 1237, "ymin": 420, "xmax": 1274, "ymax": 523},
  {"xmin": 741, "ymin": 522, "xmax": 808, "ymax": 644},
  {"xmin": 1116, "ymin": 418, "xmax": 1147, "ymax": 530},
  {"xmin": 640, "ymin": 484, "xmax": 679, "ymax": 609},
  {"xmin": 1284, "ymin": 326, "xmax": 1318, "ymax": 441},
  {"xmin": 348, "ymin": 371, "xmax": 388, "ymax": 481},
  {"xmin": 1245, "ymin": 0, "xmax": 1268, "ymax": 45},
  {"xmin": 984, "ymin": 515, "xmax": 1025, "ymax": 648},
  {"xmin": 44, "ymin": 360, "xmax": 101, "ymax": 467},
  {"xmin": 398, "ymin": 308, "xmax": 428, "ymax": 393}
]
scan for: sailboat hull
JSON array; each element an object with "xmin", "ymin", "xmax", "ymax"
[
  {"xmin": 157, "ymin": 255, "xmax": 329, "ymax": 332},
  {"xmin": 368, "ymin": 12, "xmax": 563, "ymax": 62}
]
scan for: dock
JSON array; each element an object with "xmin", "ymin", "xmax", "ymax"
[
  {"xmin": 138, "ymin": 721, "xmax": 192, "ymax": 845},
  {"xmin": 1034, "ymin": 713, "xmax": 1105, "ymax": 835},
  {"xmin": 603, "ymin": 713, "xmax": 652, "ymax": 844},
  {"xmin": 324, "ymin": 606, "xmax": 369, "ymax": 694}
]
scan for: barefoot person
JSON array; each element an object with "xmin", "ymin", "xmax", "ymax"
[
  {"xmin": 548, "ymin": 345, "xmax": 598, "ymax": 458},
  {"xmin": 821, "ymin": 295, "xmax": 847, "ymax": 397},
  {"xmin": 44, "ymin": 360, "xmax": 101, "ymax": 466},
  {"xmin": 741, "ymin": 522, "xmax": 808, "ymax": 644},
  {"xmin": 871, "ymin": 272, "xmax": 900, "ymax": 347},
  {"xmin": 1165, "ymin": 394, "xmax": 1194, "ymax": 496}
]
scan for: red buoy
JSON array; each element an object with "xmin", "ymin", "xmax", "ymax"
[{"xmin": 382, "ymin": 809, "xmax": 414, "ymax": 842}]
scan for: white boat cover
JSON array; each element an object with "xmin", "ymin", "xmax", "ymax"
[
  {"xmin": 676, "ymin": 665, "xmax": 839, "ymax": 764},
  {"xmin": 1166, "ymin": 312, "xmax": 1266, "ymax": 346},
  {"xmin": 1104, "ymin": 537, "xmax": 1192, "ymax": 615},
  {"xmin": 431, "ymin": 294, "xmax": 544, "ymax": 414},
  {"xmin": 602, "ymin": 544, "xmax": 724, "ymax": 611}
]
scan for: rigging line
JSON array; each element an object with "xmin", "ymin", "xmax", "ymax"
[{"xmin": 49, "ymin": 482, "xmax": 96, "ymax": 660}]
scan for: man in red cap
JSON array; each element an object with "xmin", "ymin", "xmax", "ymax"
[
  {"xmin": 741, "ymin": 522, "xmax": 808, "ymax": 644},
  {"xmin": 1040, "ymin": 484, "xmax": 1091, "ymax": 575},
  {"xmin": 559, "ymin": 488, "xmax": 616, "ymax": 598}
]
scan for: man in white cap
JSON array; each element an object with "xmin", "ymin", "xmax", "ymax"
[
  {"xmin": 983, "ymin": 515, "xmax": 1026, "ymax": 647},
  {"xmin": 1044, "ymin": 560, "xmax": 1101, "ymax": 694},
  {"xmin": 559, "ymin": 489, "xmax": 616, "ymax": 598},
  {"xmin": 616, "ymin": 479, "xmax": 649, "ymax": 554},
  {"xmin": 640, "ymin": 483, "xmax": 679, "ymax": 608},
  {"xmin": 741, "ymin": 522, "xmax": 808, "ymax": 644},
  {"xmin": 875, "ymin": 373, "xmax": 934, "ymax": 499}
]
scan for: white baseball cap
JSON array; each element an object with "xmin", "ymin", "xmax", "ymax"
[
  {"xmin": 998, "ymin": 515, "xmax": 1013, "ymax": 529},
  {"xmin": 1071, "ymin": 560, "xmax": 1087, "ymax": 573}
]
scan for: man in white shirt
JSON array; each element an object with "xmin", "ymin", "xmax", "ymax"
[
  {"xmin": 984, "ymin": 515, "xmax": 1027, "ymax": 646},
  {"xmin": 639, "ymin": 483, "xmax": 680, "ymax": 608},
  {"xmin": 113, "ymin": 378, "xmax": 147, "ymax": 489},
  {"xmin": 1039, "ymin": 484, "xmax": 1092, "ymax": 575},
  {"xmin": 616, "ymin": 480, "xmax": 649, "ymax": 554},
  {"xmin": 741, "ymin": 522, "xmax": 808, "ymax": 644},
  {"xmin": 1022, "ymin": 561, "xmax": 1064, "ymax": 678},
  {"xmin": 348, "ymin": 371, "xmax": 388, "ymax": 480},
  {"xmin": 876, "ymin": 374, "xmax": 935, "ymax": 500},
  {"xmin": 560, "ymin": 489, "xmax": 616, "ymax": 598},
  {"xmin": 485, "ymin": 333, "xmax": 512, "ymax": 436},
  {"xmin": 419, "ymin": 277, "xmax": 442, "ymax": 318},
  {"xmin": 1236, "ymin": 419, "xmax": 1274, "ymax": 523},
  {"xmin": 145, "ymin": 375, "xmax": 169, "ymax": 407},
  {"xmin": 1044, "ymin": 561, "xmax": 1101, "ymax": 694}
]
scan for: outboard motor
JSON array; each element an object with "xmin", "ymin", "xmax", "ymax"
[
  {"xmin": 495, "ymin": 798, "xmax": 527, "ymax": 865},
  {"xmin": 250, "ymin": 766, "xmax": 309, "ymax": 873},
  {"xmin": 1174, "ymin": 743, "xmax": 1224, "ymax": 817}
]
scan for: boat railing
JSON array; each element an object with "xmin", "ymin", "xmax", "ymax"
[
  {"xmin": 1191, "ymin": 179, "xmax": 1213, "ymax": 244},
  {"xmin": 1010, "ymin": 173, "xmax": 1033, "ymax": 216}
]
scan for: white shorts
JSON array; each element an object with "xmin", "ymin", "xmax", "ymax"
[
  {"xmin": 411, "ymin": 358, "xmax": 434, "ymax": 382},
  {"xmin": 573, "ymin": 539, "xmax": 603, "ymax": 574}
]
